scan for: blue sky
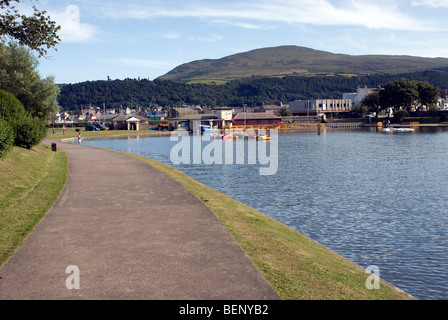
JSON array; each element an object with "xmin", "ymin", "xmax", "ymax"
[{"xmin": 23, "ymin": 0, "xmax": 448, "ymax": 84}]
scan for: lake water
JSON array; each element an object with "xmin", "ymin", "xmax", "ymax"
[{"xmin": 80, "ymin": 127, "xmax": 448, "ymax": 300}]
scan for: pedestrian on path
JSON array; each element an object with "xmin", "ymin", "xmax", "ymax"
[{"xmin": 78, "ymin": 132, "xmax": 82, "ymax": 145}]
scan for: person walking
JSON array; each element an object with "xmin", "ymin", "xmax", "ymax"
[{"xmin": 77, "ymin": 132, "xmax": 82, "ymax": 145}]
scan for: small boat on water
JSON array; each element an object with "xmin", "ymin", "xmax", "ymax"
[
  {"xmin": 257, "ymin": 134, "xmax": 271, "ymax": 140},
  {"xmin": 382, "ymin": 127, "xmax": 414, "ymax": 133}
]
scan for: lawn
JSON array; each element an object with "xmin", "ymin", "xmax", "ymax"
[
  {"xmin": 47, "ymin": 127, "xmax": 169, "ymax": 141},
  {"xmin": 0, "ymin": 144, "xmax": 68, "ymax": 266}
]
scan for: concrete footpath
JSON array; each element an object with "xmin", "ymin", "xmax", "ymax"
[{"xmin": 0, "ymin": 139, "xmax": 279, "ymax": 300}]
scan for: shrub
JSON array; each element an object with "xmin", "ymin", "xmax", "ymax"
[
  {"xmin": 393, "ymin": 109, "xmax": 409, "ymax": 123},
  {"xmin": 0, "ymin": 117, "xmax": 14, "ymax": 158},
  {"xmin": 12, "ymin": 117, "xmax": 47, "ymax": 149},
  {"xmin": 0, "ymin": 90, "xmax": 27, "ymax": 122}
]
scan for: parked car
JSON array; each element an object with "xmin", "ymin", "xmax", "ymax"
[{"xmin": 85, "ymin": 123, "xmax": 109, "ymax": 131}]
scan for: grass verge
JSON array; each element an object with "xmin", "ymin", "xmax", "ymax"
[
  {"xmin": 0, "ymin": 144, "xmax": 68, "ymax": 266},
  {"xmin": 47, "ymin": 128, "xmax": 168, "ymax": 141},
  {"xmin": 116, "ymin": 150, "xmax": 413, "ymax": 300}
]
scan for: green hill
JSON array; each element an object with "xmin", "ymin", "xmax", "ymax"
[{"xmin": 157, "ymin": 45, "xmax": 448, "ymax": 82}]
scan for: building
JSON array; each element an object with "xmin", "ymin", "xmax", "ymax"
[
  {"xmin": 232, "ymin": 113, "xmax": 282, "ymax": 126},
  {"xmin": 169, "ymin": 107, "xmax": 197, "ymax": 118},
  {"xmin": 438, "ymin": 98, "xmax": 448, "ymax": 110},
  {"xmin": 215, "ymin": 108, "xmax": 234, "ymax": 121},
  {"xmin": 343, "ymin": 86, "xmax": 382, "ymax": 105},
  {"xmin": 168, "ymin": 114, "xmax": 227, "ymax": 132},
  {"xmin": 109, "ymin": 114, "xmax": 151, "ymax": 131},
  {"xmin": 289, "ymin": 99, "xmax": 352, "ymax": 116},
  {"xmin": 262, "ymin": 104, "xmax": 284, "ymax": 115}
]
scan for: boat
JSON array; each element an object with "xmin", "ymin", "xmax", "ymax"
[
  {"xmin": 392, "ymin": 128, "xmax": 414, "ymax": 132},
  {"xmin": 382, "ymin": 127, "xmax": 414, "ymax": 133},
  {"xmin": 257, "ymin": 135, "xmax": 271, "ymax": 141}
]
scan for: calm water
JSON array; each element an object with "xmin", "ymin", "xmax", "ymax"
[{"xmin": 80, "ymin": 127, "xmax": 448, "ymax": 300}]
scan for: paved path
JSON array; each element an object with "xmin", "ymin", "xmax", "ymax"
[{"xmin": 0, "ymin": 139, "xmax": 279, "ymax": 300}]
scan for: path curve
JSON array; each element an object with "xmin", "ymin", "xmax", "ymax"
[{"xmin": 0, "ymin": 140, "xmax": 279, "ymax": 300}]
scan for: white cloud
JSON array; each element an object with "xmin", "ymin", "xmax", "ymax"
[
  {"xmin": 212, "ymin": 20, "xmax": 277, "ymax": 30},
  {"xmin": 96, "ymin": 0, "xmax": 435, "ymax": 31},
  {"xmin": 412, "ymin": 0, "xmax": 448, "ymax": 7},
  {"xmin": 50, "ymin": 5, "xmax": 98, "ymax": 43},
  {"xmin": 187, "ymin": 34, "xmax": 223, "ymax": 42},
  {"xmin": 161, "ymin": 32, "xmax": 183, "ymax": 39}
]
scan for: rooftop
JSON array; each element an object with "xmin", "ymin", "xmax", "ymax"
[{"xmin": 234, "ymin": 112, "xmax": 282, "ymax": 120}]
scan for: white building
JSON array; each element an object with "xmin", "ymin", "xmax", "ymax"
[
  {"xmin": 289, "ymin": 99, "xmax": 352, "ymax": 116},
  {"xmin": 343, "ymin": 86, "xmax": 381, "ymax": 105}
]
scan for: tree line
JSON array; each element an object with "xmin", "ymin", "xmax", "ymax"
[
  {"xmin": 58, "ymin": 71, "xmax": 448, "ymax": 111},
  {"xmin": 360, "ymin": 78, "xmax": 441, "ymax": 121},
  {"xmin": 1, "ymin": 0, "xmax": 61, "ymax": 158}
]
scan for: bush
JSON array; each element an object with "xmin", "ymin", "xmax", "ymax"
[
  {"xmin": 0, "ymin": 117, "xmax": 14, "ymax": 158},
  {"xmin": 393, "ymin": 109, "xmax": 409, "ymax": 123},
  {"xmin": 0, "ymin": 90, "xmax": 27, "ymax": 122},
  {"xmin": 12, "ymin": 117, "xmax": 47, "ymax": 149}
]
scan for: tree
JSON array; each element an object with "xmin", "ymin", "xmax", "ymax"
[
  {"xmin": 0, "ymin": 0, "xmax": 60, "ymax": 57},
  {"xmin": 0, "ymin": 42, "xmax": 60, "ymax": 121},
  {"xmin": 379, "ymin": 78, "xmax": 419, "ymax": 113},
  {"xmin": 416, "ymin": 81, "xmax": 439, "ymax": 111},
  {"xmin": 362, "ymin": 91, "xmax": 382, "ymax": 119},
  {"xmin": 0, "ymin": 89, "xmax": 26, "ymax": 121},
  {"xmin": 279, "ymin": 106, "xmax": 292, "ymax": 116}
]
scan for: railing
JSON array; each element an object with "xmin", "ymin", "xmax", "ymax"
[{"xmin": 324, "ymin": 122, "xmax": 364, "ymax": 128}]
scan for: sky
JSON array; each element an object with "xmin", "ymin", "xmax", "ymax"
[{"xmin": 16, "ymin": 0, "xmax": 448, "ymax": 84}]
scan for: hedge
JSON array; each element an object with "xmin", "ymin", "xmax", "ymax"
[
  {"xmin": 0, "ymin": 90, "xmax": 26, "ymax": 122},
  {"xmin": 0, "ymin": 117, "xmax": 14, "ymax": 158},
  {"xmin": 12, "ymin": 117, "xmax": 47, "ymax": 150}
]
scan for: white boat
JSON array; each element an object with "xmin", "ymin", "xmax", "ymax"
[
  {"xmin": 392, "ymin": 128, "xmax": 414, "ymax": 132},
  {"xmin": 382, "ymin": 127, "xmax": 414, "ymax": 133}
]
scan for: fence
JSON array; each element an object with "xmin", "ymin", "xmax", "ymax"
[{"xmin": 324, "ymin": 122, "xmax": 364, "ymax": 129}]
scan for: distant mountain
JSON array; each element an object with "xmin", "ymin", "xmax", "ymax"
[{"xmin": 157, "ymin": 45, "xmax": 448, "ymax": 82}]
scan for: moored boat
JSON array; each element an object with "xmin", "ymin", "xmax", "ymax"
[{"xmin": 382, "ymin": 127, "xmax": 414, "ymax": 133}]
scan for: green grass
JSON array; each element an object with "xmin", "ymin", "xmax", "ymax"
[
  {"xmin": 0, "ymin": 144, "xmax": 68, "ymax": 266},
  {"xmin": 47, "ymin": 128, "xmax": 169, "ymax": 141},
  {"xmin": 116, "ymin": 151, "xmax": 413, "ymax": 300}
]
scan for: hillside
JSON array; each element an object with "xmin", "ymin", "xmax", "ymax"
[{"xmin": 157, "ymin": 45, "xmax": 448, "ymax": 82}]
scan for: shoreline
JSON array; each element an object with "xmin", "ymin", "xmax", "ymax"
[{"xmin": 49, "ymin": 134, "xmax": 415, "ymax": 299}]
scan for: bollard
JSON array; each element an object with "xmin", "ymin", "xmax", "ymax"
[{"xmin": 51, "ymin": 143, "xmax": 57, "ymax": 152}]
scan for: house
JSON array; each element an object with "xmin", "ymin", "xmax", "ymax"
[
  {"xmin": 232, "ymin": 113, "xmax": 282, "ymax": 126},
  {"xmin": 262, "ymin": 104, "xmax": 284, "ymax": 115},
  {"xmin": 289, "ymin": 99, "xmax": 353, "ymax": 116},
  {"xmin": 110, "ymin": 114, "xmax": 151, "ymax": 131},
  {"xmin": 215, "ymin": 107, "xmax": 234, "ymax": 122},
  {"xmin": 168, "ymin": 114, "xmax": 226, "ymax": 132},
  {"xmin": 169, "ymin": 107, "xmax": 197, "ymax": 118}
]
